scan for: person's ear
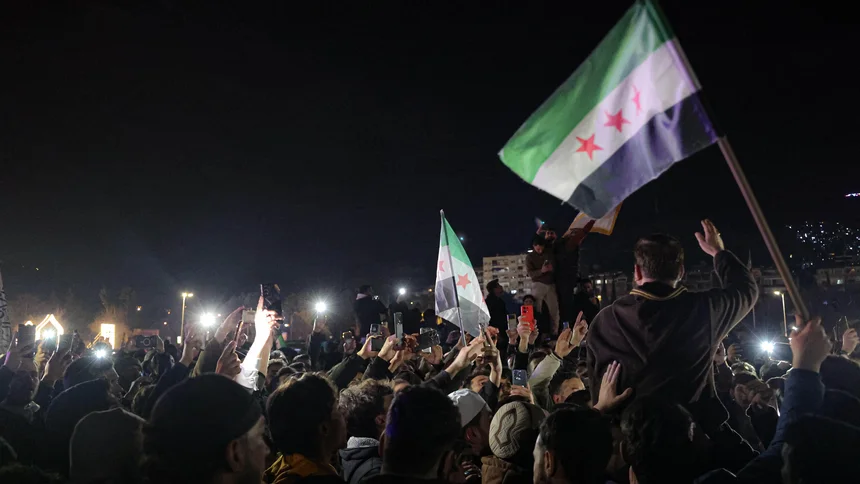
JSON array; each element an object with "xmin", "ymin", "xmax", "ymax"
[
  {"xmin": 375, "ymin": 413, "xmax": 386, "ymax": 430},
  {"xmin": 634, "ymin": 265, "xmax": 643, "ymax": 284},
  {"xmin": 320, "ymin": 420, "xmax": 330, "ymax": 438},
  {"xmin": 465, "ymin": 425, "xmax": 479, "ymax": 445},
  {"xmin": 225, "ymin": 438, "xmax": 244, "ymax": 472},
  {"xmin": 552, "ymin": 394, "xmax": 562, "ymax": 404},
  {"xmin": 544, "ymin": 449, "xmax": 555, "ymax": 477}
]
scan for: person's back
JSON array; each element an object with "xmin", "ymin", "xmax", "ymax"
[{"xmin": 587, "ymin": 222, "xmax": 757, "ymax": 423}]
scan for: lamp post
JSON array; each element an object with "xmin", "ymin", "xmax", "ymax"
[
  {"xmin": 180, "ymin": 292, "xmax": 193, "ymax": 341},
  {"xmin": 774, "ymin": 290, "xmax": 787, "ymax": 337}
]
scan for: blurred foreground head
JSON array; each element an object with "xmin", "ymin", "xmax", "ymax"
[
  {"xmin": 382, "ymin": 385, "xmax": 461, "ymax": 479},
  {"xmin": 141, "ymin": 374, "xmax": 267, "ymax": 484}
]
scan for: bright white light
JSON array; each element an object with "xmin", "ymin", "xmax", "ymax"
[
  {"xmin": 773, "ymin": 290, "xmax": 781, "ymax": 296},
  {"xmin": 510, "ymin": 289, "xmax": 517, "ymax": 294},
  {"xmin": 200, "ymin": 313, "xmax": 217, "ymax": 327},
  {"xmin": 43, "ymin": 329, "xmax": 55, "ymax": 339},
  {"xmin": 315, "ymin": 302, "xmax": 327, "ymax": 313},
  {"xmin": 760, "ymin": 342, "xmax": 775, "ymax": 353},
  {"xmin": 398, "ymin": 287, "xmax": 406, "ymax": 295},
  {"xmin": 791, "ymin": 326, "xmax": 799, "ymax": 331},
  {"xmin": 94, "ymin": 349, "xmax": 107, "ymax": 358}
]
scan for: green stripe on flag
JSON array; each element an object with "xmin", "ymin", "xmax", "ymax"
[
  {"xmin": 440, "ymin": 218, "xmax": 469, "ymax": 263},
  {"xmin": 500, "ymin": 0, "xmax": 673, "ymax": 183}
]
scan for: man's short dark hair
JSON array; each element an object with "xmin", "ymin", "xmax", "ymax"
[
  {"xmin": 339, "ymin": 379, "xmax": 393, "ymax": 439},
  {"xmin": 384, "ymin": 386, "xmax": 460, "ymax": 476},
  {"xmin": 267, "ymin": 373, "xmax": 337, "ymax": 456},
  {"xmin": 633, "ymin": 234, "xmax": 684, "ymax": 282},
  {"xmin": 620, "ymin": 398, "xmax": 698, "ymax": 483},
  {"xmin": 539, "ymin": 409, "xmax": 611, "ymax": 484},
  {"xmin": 732, "ymin": 372, "xmax": 759, "ymax": 389},
  {"xmin": 465, "ymin": 368, "xmax": 491, "ymax": 388},
  {"xmin": 392, "ymin": 371, "xmax": 422, "ymax": 388},
  {"xmin": 358, "ymin": 285, "xmax": 373, "ymax": 294},
  {"xmin": 522, "ymin": 294, "xmax": 536, "ymax": 304},
  {"xmin": 548, "ymin": 372, "xmax": 575, "ymax": 398},
  {"xmin": 486, "ymin": 279, "xmax": 501, "ymax": 292},
  {"xmin": 532, "ymin": 234, "xmax": 547, "ymax": 247}
]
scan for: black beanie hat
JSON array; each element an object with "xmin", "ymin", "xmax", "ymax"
[{"xmin": 142, "ymin": 374, "xmax": 262, "ymax": 480}]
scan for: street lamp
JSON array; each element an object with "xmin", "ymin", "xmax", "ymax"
[
  {"xmin": 398, "ymin": 287, "xmax": 406, "ymax": 296},
  {"xmin": 180, "ymin": 292, "xmax": 194, "ymax": 339},
  {"xmin": 774, "ymin": 290, "xmax": 787, "ymax": 337}
]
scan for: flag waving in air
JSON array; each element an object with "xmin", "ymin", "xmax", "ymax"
[
  {"xmin": 500, "ymin": 0, "xmax": 717, "ymax": 218},
  {"xmin": 435, "ymin": 211, "xmax": 490, "ymax": 338}
]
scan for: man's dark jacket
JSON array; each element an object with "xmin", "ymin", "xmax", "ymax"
[{"xmin": 587, "ymin": 251, "xmax": 758, "ymax": 427}]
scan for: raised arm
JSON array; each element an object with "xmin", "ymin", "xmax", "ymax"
[
  {"xmin": 235, "ymin": 296, "xmax": 278, "ymax": 391},
  {"xmin": 695, "ymin": 219, "xmax": 759, "ymax": 339}
]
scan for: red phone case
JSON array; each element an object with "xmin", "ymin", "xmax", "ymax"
[{"xmin": 521, "ymin": 306, "xmax": 535, "ymax": 332}]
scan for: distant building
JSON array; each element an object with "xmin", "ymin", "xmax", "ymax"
[
  {"xmin": 474, "ymin": 266, "xmax": 485, "ymax": 292},
  {"xmin": 482, "ymin": 253, "xmax": 533, "ymax": 300},
  {"xmin": 815, "ymin": 265, "xmax": 860, "ymax": 288},
  {"xmin": 590, "ymin": 272, "xmax": 630, "ymax": 306}
]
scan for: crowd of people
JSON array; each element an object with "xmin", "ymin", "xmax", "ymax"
[{"xmin": 1, "ymin": 219, "xmax": 859, "ymax": 484}]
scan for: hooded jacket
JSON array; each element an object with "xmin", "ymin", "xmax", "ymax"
[{"xmin": 339, "ymin": 437, "xmax": 382, "ymax": 484}]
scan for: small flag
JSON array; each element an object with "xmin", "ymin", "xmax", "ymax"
[
  {"xmin": 569, "ymin": 204, "xmax": 621, "ymax": 236},
  {"xmin": 499, "ymin": 0, "xmax": 717, "ymax": 218},
  {"xmin": 435, "ymin": 211, "xmax": 490, "ymax": 337}
]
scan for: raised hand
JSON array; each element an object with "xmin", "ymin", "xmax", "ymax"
[
  {"xmin": 571, "ymin": 311, "xmax": 588, "ymax": 347},
  {"xmin": 790, "ymin": 315, "xmax": 831, "ymax": 372},
  {"xmin": 42, "ymin": 346, "xmax": 72, "ymax": 384},
  {"xmin": 255, "ymin": 296, "xmax": 281, "ymax": 335},
  {"xmin": 695, "ymin": 219, "xmax": 725, "ymax": 257},
  {"xmin": 727, "ymin": 343, "xmax": 743, "ymax": 364},
  {"xmin": 216, "ymin": 341, "xmax": 242, "ymax": 377},
  {"xmin": 555, "ymin": 327, "xmax": 575, "ymax": 358},
  {"xmin": 420, "ymin": 345, "xmax": 443, "ymax": 366},
  {"xmin": 357, "ymin": 335, "xmax": 380, "ymax": 360},
  {"xmin": 378, "ymin": 336, "xmax": 398, "ymax": 362},
  {"xmin": 593, "ymin": 361, "xmax": 633, "ymax": 413},
  {"xmin": 842, "ymin": 328, "xmax": 859, "ymax": 355},
  {"xmin": 509, "ymin": 384, "xmax": 535, "ymax": 404},
  {"xmin": 215, "ymin": 306, "xmax": 245, "ymax": 343}
]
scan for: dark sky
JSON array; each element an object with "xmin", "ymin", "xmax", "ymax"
[{"xmin": 1, "ymin": 1, "xmax": 856, "ymax": 311}]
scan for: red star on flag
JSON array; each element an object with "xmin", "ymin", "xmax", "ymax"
[
  {"xmin": 456, "ymin": 273, "xmax": 470, "ymax": 290},
  {"xmin": 631, "ymin": 85, "xmax": 642, "ymax": 115},
  {"xmin": 438, "ymin": 260, "xmax": 445, "ymax": 272},
  {"xmin": 575, "ymin": 134, "xmax": 603, "ymax": 160},
  {"xmin": 604, "ymin": 109, "xmax": 630, "ymax": 132}
]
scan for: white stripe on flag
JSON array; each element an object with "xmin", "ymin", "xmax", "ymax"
[{"xmin": 531, "ymin": 40, "xmax": 697, "ymax": 201}]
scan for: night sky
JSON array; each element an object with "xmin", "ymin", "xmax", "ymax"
[{"xmin": 1, "ymin": 1, "xmax": 856, "ymax": 314}]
